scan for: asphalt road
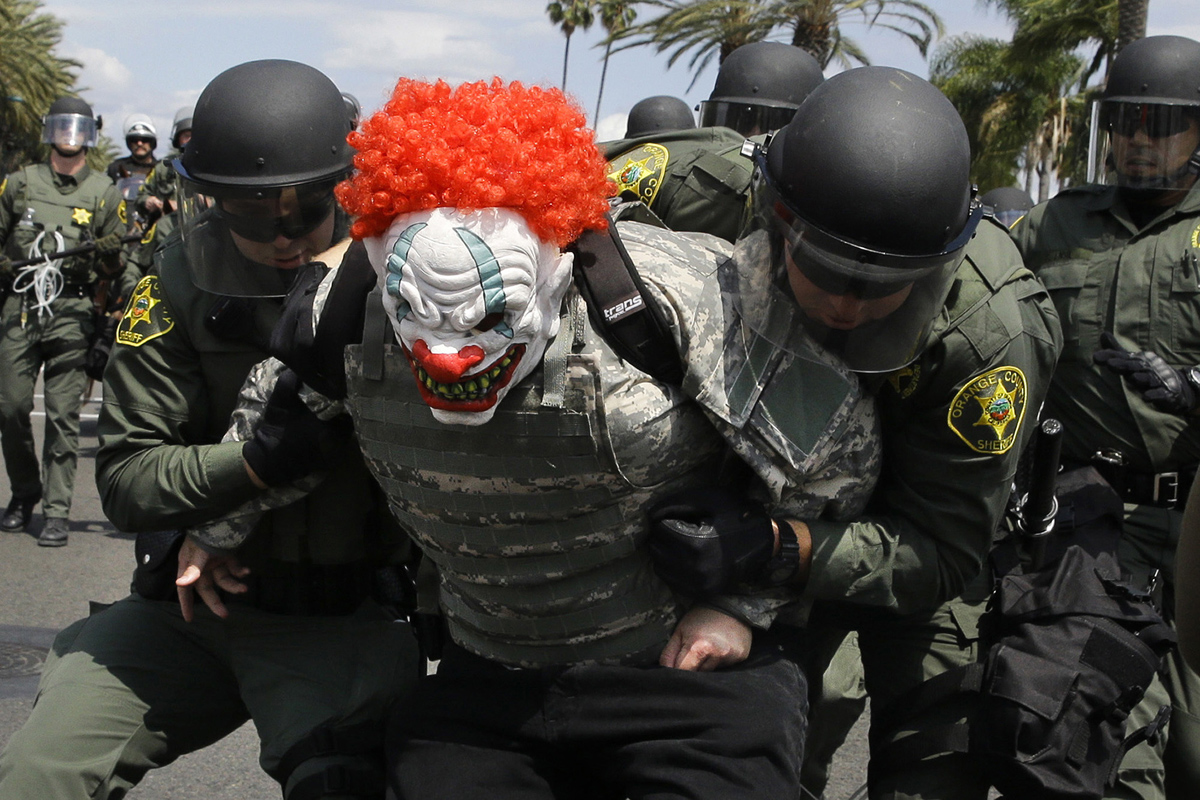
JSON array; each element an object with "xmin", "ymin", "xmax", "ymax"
[{"xmin": 0, "ymin": 382, "xmax": 870, "ymax": 799}]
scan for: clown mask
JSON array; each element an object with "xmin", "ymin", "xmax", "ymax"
[{"xmin": 364, "ymin": 207, "xmax": 575, "ymax": 425}]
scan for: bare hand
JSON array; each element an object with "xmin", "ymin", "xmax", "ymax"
[
  {"xmin": 143, "ymin": 195, "xmax": 163, "ymax": 215},
  {"xmin": 175, "ymin": 535, "xmax": 250, "ymax": 622},
  {"xmin": 659, "ymin": 606, "xmax": 753, "ymax": 671}
]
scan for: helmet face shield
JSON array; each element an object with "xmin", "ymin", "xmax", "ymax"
[
  {"xmin": 41, "ymin": 113, "xmax": 98, "ymax": 149},
  {"xmin": 176, "ymin": 177, "xmax": 339, "ymax": 297},
  {"xmin": 743, "ymin": 150, "xmax": 980, "ymax": 373},
  {"xmin": 698, "ymin": 100, "xmax": 796, "ymax": 137},
  {"xmin": 1087, "ymin": 99, "xmax": 1200, "ymax": 191}
]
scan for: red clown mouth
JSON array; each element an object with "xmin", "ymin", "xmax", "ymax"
[{"xmin": 404, "ymin": 342, "xmax": 527, "ymax": 412}]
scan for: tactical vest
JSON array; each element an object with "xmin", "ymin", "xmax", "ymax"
[
  {"xmin": 343, "ymin": 291, "xmax": 730, "ymax": 668},
  {"xmin": 6, "ymin": 164, "xmax": 112, "ymax": 284}
]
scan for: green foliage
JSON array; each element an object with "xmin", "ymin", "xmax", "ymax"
[
  {"xmin": 608, "ymin": 0, "xmax": 943, "ymax": 87},
  {"xmin": 0, "ymin": 0, "xmax": 83, "ymax": 174}
]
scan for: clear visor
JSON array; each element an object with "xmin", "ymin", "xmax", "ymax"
[
  {"xmin": 41, "ymin": 113, "xmax": 98, "ymax": 149},
  {"xmin": 1086, "ymin": 100, "xmax": 1200, "ymax": 191},
  {"xmin": 176, "ymin": 178, "xmax": 339, "ymax": 297},
  {"xmin": 741, "ymin": 153, "xmax": 980, "ymax": 373},
  {"xmin": 698, "ymin": 100, "xmax": 796, "ymax": 137}
]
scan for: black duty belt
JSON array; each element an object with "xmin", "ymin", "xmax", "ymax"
[
  {"xmin": 1067, "ymin": 453, "xmax": 1197, "ymax": 509},
  {"xmin": 229, "ymin": 559, "xmax": 379, "ymax": 616},
  {"xmin": 1122, "ymin": 468, "xmax": 1196, "ymax": 509},
  {"xmin": 59, "ymin": 283, "xmax": 93, "ymax": 299}
]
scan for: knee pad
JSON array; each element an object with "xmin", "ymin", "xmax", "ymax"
[{"xmin": 276, "ymin": 722, "xmax": 386, "ymax": 800}]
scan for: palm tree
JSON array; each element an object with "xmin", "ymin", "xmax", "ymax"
[
  {"xmin": 547, "ymin": 0, "xmax": 597, "ymax": 91},
  {"xmin": 931, "ymin": 33, "xmax": 1083, "ymax": 198},
  {"xmin": 1115, "ymin": 0, "xmax": 1148, "ymax": 54},
  {"xmin": 594, "ymin": 0, "xmax": 638, "ymax": 126},
  {"xmin": 0, "ymin": 0, "xmax": 81, "ymax": 173},
  {"xmin": 763, "ymin": 0, "xmax": 944, "ymax": 70},
  {"xmin": 607, "ymin": 1, "xmax": 777, "ymax": 91},
  {"xmin": 983, "ymin": 0, "xmax": 1117, "ymax": 87}
]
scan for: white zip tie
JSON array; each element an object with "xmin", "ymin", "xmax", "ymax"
[{"xmin": 12, "ymin": 230, "xmax": 66, "ymax": 321}]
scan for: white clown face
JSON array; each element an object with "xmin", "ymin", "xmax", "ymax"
[{"xmin": 364, "ymin": 208, "xmax": 574, "ymax": 425}]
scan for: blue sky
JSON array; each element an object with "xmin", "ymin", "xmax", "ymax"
[{"xmin": 43, "ymin": 0, "xmax": 1198, "ymax": 148}]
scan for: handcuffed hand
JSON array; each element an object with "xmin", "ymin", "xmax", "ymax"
[
  {"xmin": 1094, "ymin": 332, "xmax": 1198, "ymax": 414},
  {"xmin": 645, "ymin": 486, "xmax": 776, "ymax": 597},
  {"xmin": 241, "ymin": 368, "xmax": 352, "ymax": 487},
  {"xmin": 84, "ymin": 315, "xmax": 120, "ymax": 381}
]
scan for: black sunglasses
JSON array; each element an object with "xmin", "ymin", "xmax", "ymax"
[
  {"xmin": 1107, "ymin": 105, "xmax": 1196, "ymax": 139},
  {"xmin": 214, "ymin": 193, "xmax": 335, "ymax": 243}
]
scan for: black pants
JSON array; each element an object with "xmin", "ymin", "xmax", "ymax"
[{"xmin": 387, "ymin": 631, "xmax": 807, "ymax": 800}]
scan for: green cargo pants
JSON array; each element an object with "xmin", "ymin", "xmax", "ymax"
[
  {"xmin": 0, "ymin": 292, "xmax": 94, "ymax": 519},
  {"xmin": 0, "ymin": 593, "xmax": 419, "ymax": 799}
]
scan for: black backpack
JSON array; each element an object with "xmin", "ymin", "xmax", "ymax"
[{"xmin": 873, "ymin": 466, "xmax": 1175, "ymax": 799}]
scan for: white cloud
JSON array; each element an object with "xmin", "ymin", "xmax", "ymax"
[
  {"xmin": 326, "ymin": 11, "xmax": 514, "ymax": 79},
  {"xmin": 595, "ymin": 113, "xmax": 628, "ymax": 142},
  {"xmin": 61, "ymin": 43, "xmax": 133, "ymax": 93}
]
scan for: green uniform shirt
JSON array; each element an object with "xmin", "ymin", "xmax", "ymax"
[
  {"xmin": 805, "ymin": 221, "xmax": 1063, "ymax": 614},
  {"xmin": 0, "ymin": 162, "xmax": 123, "ymax": 284},
  {"xmin": 600, "ymin": 127, "xmax": 755, "ymax": 243},
  {"xmin": 96, "ymin": 230, "xmax": 400, "ymax": 568},
  {"xmin": 1011, "ymin": 183, "xmax": 1200, "ymax": 474},
  {"xmin": 134, "ymin": 154, "xmax": 178, "ymax": 219}
]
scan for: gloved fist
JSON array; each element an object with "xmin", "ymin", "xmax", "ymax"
[
  {"xmin": 84, "ymin": 315, "xmax": 120, "ymax": 381},
  {"xmin": 645, "ymin": 486, "xmax": 776, "ymax": 597},
  {"xmin": 241, "ymin": 369, "xmax": 352, "ymax": 487},
  {"xmin": 0, "ymin": 254, "xmax": 12, "ymax": 279},
  {"xmin": 270, "ymin": 240, "xmax": 377, "ymax": 400},
  {"xmin": 1093, "ymin": 332, "xmax": 1198, "ymax": 415},
  {"xmin": 93, "ymin": 232, "xmax": 124, "ymax": 256}
]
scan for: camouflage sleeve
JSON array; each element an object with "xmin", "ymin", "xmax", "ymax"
[{"xmin": 183, "ymin": 357, "xmax": 343, "ymax": 553}]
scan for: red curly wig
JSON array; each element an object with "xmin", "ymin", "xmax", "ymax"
[{"xmin": 336, "ymin": 78, "xmax": 612, "ymax": 248}]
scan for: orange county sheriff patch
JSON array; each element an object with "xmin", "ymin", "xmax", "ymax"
[
  {"xmin": 117, "ymin": 275, "xmax": 173, "ymax": 347},
  {"xmin": 606, "ymin": 143, "xmax": 669, "ymax": 206},
  {"xmin": 947, "ymin": 366, "xmax": 1028, "ymax": 454}
]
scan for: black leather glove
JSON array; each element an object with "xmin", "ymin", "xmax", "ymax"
[
  {"xmin": 241, "ymin": 369, "xmax": 352, "ymax": 487},
  {"xmin": 84, "ymin": 315, "xmax": 120, "ymax": 381},
  {"xmin": 645, "ymin": 486, "xmax": 777, "ymax": 597},
  {"xmin": 270, "ymin": 240, "xmax": 377, "ymax": 400},
  {"xmin": 93, "ymin": 232, "xmax": 124, "ymax": 256},
  {"xmin": 1093, "ymin": 332, "xmax": 1199, "ymax": 415}
]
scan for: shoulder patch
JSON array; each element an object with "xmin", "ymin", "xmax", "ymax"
[
  {"xmin": 607, "ymin": 143, "xmax": 670, "ymax": 206},
  {"xmin": 886, "ymin": 364, "xmax": 921, "ymax": 399},
  {"xmin": 0, "ymin": 177, "xmax": 6, "ymax": 197},
  {"xmin": 1191, "ymin": 221, "xmax": 1200, "ymax": 251},
  {"xmin": 117, "ymin": 275, "xmax": 174, "ymax": 347},
  {"xmin": 140, "ymin": 222, "xmax": 157, "ymax": 245},
  {"xmin": 117, "ymin": 199, "xmax": 127, "ymax": 225},
  {"xmin": 947, "ymin": 366, "xmax": 1028, "ymax": 454}
]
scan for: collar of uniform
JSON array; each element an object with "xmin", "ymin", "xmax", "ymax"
[{"xmin": 41, "ymin": 159, "xmax": 92, "ymax": 191}]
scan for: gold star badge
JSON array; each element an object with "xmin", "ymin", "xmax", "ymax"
[
  {"xmin": 71, "ymin": 207, "xmax": 93, "ymax": 226},
  {"xmin": 604, "ymin": 143, "xmax": 669, "ymax": 205},
  {"xmin": 947, "ymin": 366, "xmax": 1028, "ymax": 453},
  {"xmin": 117, "ymin": 275, "xmax": 174, "ymax": 346}
]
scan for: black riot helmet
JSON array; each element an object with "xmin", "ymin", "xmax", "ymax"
[
  {"xmin": 41, "ymin": 96, "xmax": 98, "ymax": 150},
  {"xmin": 742, "ymin": 66, "xmax": 981, "ymax": 373},
  {"xmin": 624, "ymin": 95, "xmax": 695, "ymax": 137},
  {"xmin": 1087, "ymin": 35, "xmax": 1200, "ymax": 191},
  {"xmin": 176, "ymin": 59, "xmax": 353, "ymax": 195},
  {"xmin": 981, "ymin": 186, "xmax": 1034, "ymax": 228},
  {"xmin": 171, "ymin": 105, "xmax": 194, "ymax": 149},
  {"xmin": 175, "ymin": 60, "xmax": 353, "ymax": 297},
  {"xmin": 698, "ymin": 42, "xmax": 824, "ymax": 136}
]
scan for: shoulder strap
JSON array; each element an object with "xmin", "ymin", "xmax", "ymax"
[{"xmin": 567, "ymin": 217, "xmax": 683, "ymax": 385}]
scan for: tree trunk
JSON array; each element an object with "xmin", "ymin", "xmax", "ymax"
[
  {"xmin": 1116, "ymin": 0, "xmax": 1149, "ymax": 55},
  {"xmin": 595, "ymin": 41, "xmax": 612, "ymax": 127},
  {"xmin": 562, "ymin": 33, "xmax": 572, "ymax": 90}
]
